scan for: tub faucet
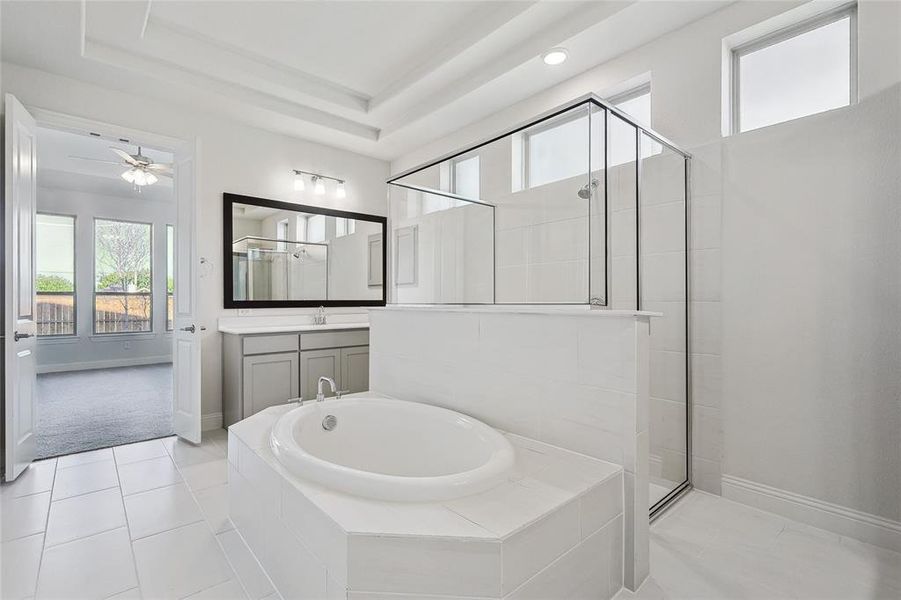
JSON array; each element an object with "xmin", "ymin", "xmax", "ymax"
[{"xmin": 317, "ymin": 376, "xmax": 337, "ymax": 402}]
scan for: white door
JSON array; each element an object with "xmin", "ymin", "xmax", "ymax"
[
  {"xmin": 172, "ymin": 140, "xmax": 202, "ymax": 443},
  {"xmin": 4, "ymin": 94, "xmax": 38, "ymax": 481}
]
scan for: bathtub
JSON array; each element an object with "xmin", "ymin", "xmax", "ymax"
[{"xmin": 269, "ymin": 395, "xmax": 515, "ymax": 501}]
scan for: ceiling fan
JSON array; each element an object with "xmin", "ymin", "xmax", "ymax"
[{"xmin": 69, "ymin": 145, "xmax": 173, "ymax": 189}]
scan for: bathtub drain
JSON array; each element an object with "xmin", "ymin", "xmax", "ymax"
[{"xmin": 322, "ymin": 415, "xmax": 338, "ymax": 431}]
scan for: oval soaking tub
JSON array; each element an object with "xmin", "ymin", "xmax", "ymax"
[{"xmin": 270, "ymin": 396, "xmax": 515, "ymax": 502}]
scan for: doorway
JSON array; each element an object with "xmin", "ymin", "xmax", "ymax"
[{"xmin": 32, "ymin": 126, "xmax": 177, "ymax": 458}]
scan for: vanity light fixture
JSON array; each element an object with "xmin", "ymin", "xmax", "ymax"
[
  {"xmin": 542, "ymin": 47, "xmax": 568, "ymax": 66},
  {"xmin": 292, "ymin": 169, "xmax": 346, "ymax": 198}
]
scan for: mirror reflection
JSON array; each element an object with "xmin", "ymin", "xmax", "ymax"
[{"xmin": 228, "ymin": 198, "xmax": 384, "ymax": 305}]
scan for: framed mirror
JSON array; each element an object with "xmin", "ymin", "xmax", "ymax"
[{"xmin": 223, "ymin": 193, "xmax": 387, "ymax": 308}]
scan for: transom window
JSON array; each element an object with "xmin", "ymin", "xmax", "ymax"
[
  {"xmin": 524, "ymin": 113, "xmax": 589, "ymax": 188},
  {"xmin": 451, "ymin": 155, "xmax": 480, "ymax": 200},
  {"xmin": 732, "ymin": 4, "xmax": 856, "ymax": 133}
]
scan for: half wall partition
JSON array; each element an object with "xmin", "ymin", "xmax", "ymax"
[{"xmin": 387, "ymin": 94, "xmax": 690, "ymax": 517}]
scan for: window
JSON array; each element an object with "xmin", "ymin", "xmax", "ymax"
[
  {"xmin": 606, "ymin": 83, "xmax": 661, "ymax": 166},
  {"xmin": 306, "ymin": 214, "xmax": 325, "ymax": 243},
  {"xmin": 451, "ymin": 155, "xmax": 480, "ymax": 199},
  {"xmin": 732, "ymin": 5, "xmax": 855, "ymax": 133},
  {"xmin": 94, "ymin": 219, "xmax": 153, "ymax": 334},
  {"xmin": 525, "ymin": 113, "xmax": 589, "ymax": 188},
  {"xmin": 335, "ymin": 218, "xmax": 355, "ymax": 237},
  {"xmin": 166, "ymin": 225, "xmax": 175, "ymax": 331},
  {"xmin": 276, "ymin": 218, "xmax": 289, "ymax": 251},
  {"xmin": 36, "ymin": 213, "xmax": 76, "ymax": 336}
]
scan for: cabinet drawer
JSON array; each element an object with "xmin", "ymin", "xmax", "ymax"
[
  {"xmin": 243, "ymin": 334, "xmax": 299, "ymax": 355},
  {"xmin": 300, "ymin": 329, "xmax": 369, "ymax": 350}
]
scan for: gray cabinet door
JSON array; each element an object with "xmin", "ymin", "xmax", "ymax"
[
  {"xmin": 300, "ymin": 348, "xmax": 341, "ymax": 401},
  {"xmin": 341, "ymin": 346, "xmax": 370, "ymax": 394},
  {"xmin": 242, "ymin": 352, "xmax": 299, "ymax": 416}
]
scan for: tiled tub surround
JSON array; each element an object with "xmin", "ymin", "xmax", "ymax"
[
  {"xmin": 228, "ymin": 402, "xmax": 625, "ymax": 599},
  {"xmin": 368, "ymin": 306, "xmax": 654, "ymax": 590}
]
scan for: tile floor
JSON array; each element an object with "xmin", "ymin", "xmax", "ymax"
[
  {"xmin": 618, "ymin": 491, "xmax": 901, "ymax": 600},
  {"xmin": 0, "ymin": 430, "xmax": 279, "ymax": 600},
  {"xmin": 4, "ymin": 432, "xmax": 900, "ymax": 600}
]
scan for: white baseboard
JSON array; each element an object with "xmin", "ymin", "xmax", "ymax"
[
  {"xmin": 202, "ymin": 412, "xmax": 224, "ymax": 432},
  {"xmin": 37, "ymin": 356, "xmax": 171, "ymax": 374},
  {"xmin": 721, "ymin": 475, "xmax": 901, "ymax": 553}
]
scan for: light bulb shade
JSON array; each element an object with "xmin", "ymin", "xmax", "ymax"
[
  {"xmin": 336, "ymin": 181, "xmax": 346, "ymax": 198},
  {"xmin": 293, "ymin": 173, "xmax": 305, "ymax": 191},
  {"xmin": 313, "ymin": 177, "xmax": 325, "ymax": 195},
  {"xmin": 122, "ymin": 167, "xmax": 157, "ymax": 186}
]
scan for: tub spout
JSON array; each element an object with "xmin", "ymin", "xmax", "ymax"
[{"xmin": 317, "ymin": 376, "xmax": 337, "ymax": 402}]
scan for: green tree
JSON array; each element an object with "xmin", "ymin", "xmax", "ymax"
[
  {"xmin": 36, "ymin": 274, "xmax": 74, "ymax": 292},
  {"xmin": 95, "ymin": 221, "xmax": 152, "ymax": 325}
]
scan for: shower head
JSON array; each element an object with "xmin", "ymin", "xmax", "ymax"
[
  {"xmin": 291, "ymin": 247, "xmax": 308, "ymax": 261},
  {"xmin": 578, "ymin": 179, "xmax": 600, "ymax": 199}
]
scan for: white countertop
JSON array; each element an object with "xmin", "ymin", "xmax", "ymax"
[
  {"xmin": 218, "ymin": 314, "xmax": 369, "ymax": 335},
  {"xmin": 219, "ymin": 322, "xmax": 369, "ymax": 335}
]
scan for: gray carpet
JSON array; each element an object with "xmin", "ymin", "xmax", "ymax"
[{"xmin": 36, "ymin": 364, "xmax": 174, "ymax": 459}]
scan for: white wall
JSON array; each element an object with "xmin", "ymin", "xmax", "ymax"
[
  {"xmin": 1, "ymin": 62, "xmax": 390, "ymax": 422},
  {"xmin": 720, "ymin": 86, "xmax": 901, "ymax": 525},
  {"xmin": 388, "ymin": 0, "xmax": 901, "ymax": 538},
  {"xmin": 36, "ymin": 186, "xmax": 176, "ymax": 372}
]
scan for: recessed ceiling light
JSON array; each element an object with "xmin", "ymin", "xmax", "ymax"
[{"xmin": 542, "ymin": 48, "xmax": 568, "ymax": 66}]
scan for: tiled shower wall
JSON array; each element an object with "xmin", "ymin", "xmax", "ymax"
[{"xmin": 686, "ymin": 141, "xmax": 723, "ymax": 495}]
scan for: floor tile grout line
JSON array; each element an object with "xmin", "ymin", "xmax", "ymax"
[
  {"xmin": 31, "ymin": 457, "xmax": 60, "ymax": 598},
  {"xmin": 51, "ymin": 483, "xmax": 120, "ymax": 504},
  {"xmin": 113, "ymin": 443, "xmax": 144, "ymax": 597}
]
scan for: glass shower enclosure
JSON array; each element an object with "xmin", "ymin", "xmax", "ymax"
[{"xmin": 387, "ymin": 94, "xmax": 690, "ymax": 517}]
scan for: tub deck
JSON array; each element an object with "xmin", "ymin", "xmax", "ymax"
[{"xmin": 228, "ymin": 396, "xmax": 624, "ymax": 599}]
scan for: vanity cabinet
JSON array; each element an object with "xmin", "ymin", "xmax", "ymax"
[{"xmin": 222, "ymin": 328, "xmax": 369, "ymax": 426}]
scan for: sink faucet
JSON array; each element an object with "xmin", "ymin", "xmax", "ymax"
[
  {"xmin": 317, "ymin": 376, "xmax": 337, "ymax": 402},
  {"xmin": 313, "ymin": 306, "xmax": 327, "ymax": 326}
]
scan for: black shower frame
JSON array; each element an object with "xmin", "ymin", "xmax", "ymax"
[{"xmin": 386, "ymin": 94, "xmax": 692, "ymax": 518}]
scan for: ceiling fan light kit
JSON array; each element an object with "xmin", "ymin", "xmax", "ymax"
[
  {"xmin": 292, "ymin": 169, "xmax": 346, "ymax": 199},
  {"xmin": 70, "ymin": 143, "xmax": 173, "ymax": 190}
]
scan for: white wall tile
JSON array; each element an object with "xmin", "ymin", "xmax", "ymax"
[
  {"xmin": 580, "ymin": 473, "xmax": 623, "ymax": 539},
  {"xmin": 281, "ymin": 480, "xmax": 348, "ymax": 587},
  {"xmin": 347, "ymin": 534, "xmax": 501, "ymax": 597},
  {"xmin": 502, "ymin": 499, "xmax": 581, "ymax": 594},
  {"xmin": 217, "ymin": 529, "xmax": 275, "ymax": 600}
]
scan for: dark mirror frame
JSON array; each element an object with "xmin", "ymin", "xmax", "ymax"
[{"xmin": 223, "ymin": 192, "xmax": 387, "ymax": 309}]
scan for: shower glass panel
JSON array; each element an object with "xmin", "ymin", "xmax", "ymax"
[
  {"xmin": 387, "ymin": 95, "xmax": 691, "ymax": 517},
  {"xmin": 606, "ymin": 113, "xmax": 638, "ymax": 310},
  {"xmin": 388, "ymin": 184, "xmax": 494, "ymax": 304},
  {"xmin": 639, "ymin": 133, "xmax": 688, "ymax": 512}
]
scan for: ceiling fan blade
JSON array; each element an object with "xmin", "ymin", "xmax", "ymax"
[
  {"xmin": 109, "ymin": 147, "xmax": 138, "ymax": 166},
  {"xmin": 68, "ymin": 156, "xmax": 124, "ymax": 166},
  {"xmin": 146, "ymin": 163, "xmax": 173, "ymax": 172}
]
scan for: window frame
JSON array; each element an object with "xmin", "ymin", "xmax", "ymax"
[
  {"xmin": 606, "ymin": 82, "xmax": 651, "ymax": 121},
  {"xmin": 92, "ymin": 216, "xmax": 155, "ymax": 335},
  {"xmin": 521, "ymin": 107, "xmax": 590, "ymax": 190},
  {"xmin": 166, "ymin": 223, "xmax": 175, "ymax": 332},
  {"xmin": 35, "ymin": 211, "xmax": 78, "ymax": 338},
  {"xmin": 731, "ymin": 2, "xmax": 857, "ymax": 135}
]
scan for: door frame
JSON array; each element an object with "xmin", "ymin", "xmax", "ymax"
[{"xmin": 23, "ymin": 107, "xmax": 201, "ymax": 434}]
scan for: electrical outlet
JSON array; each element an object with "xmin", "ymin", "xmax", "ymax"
[{"xmin": 238, "ymin": 308, "xmax": 253, "ymax": 317}]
